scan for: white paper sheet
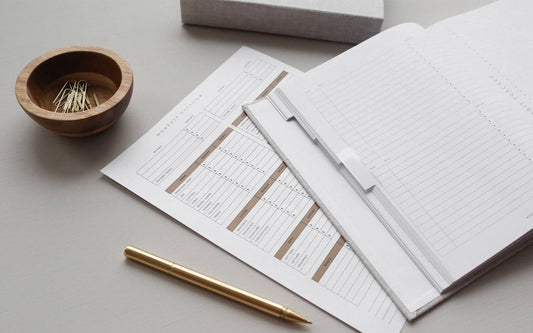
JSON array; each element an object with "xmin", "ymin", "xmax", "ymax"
[
  {"xmin": 245, "ymin": 98, "xmax": 441, "ymax": 318},
  {"xmin": 102, "ymin": 47, "xmax": 405, "ymax": 333},
  {"xmin": 275, "ymin": 0, "xmax": 533, "ymax": 287}
]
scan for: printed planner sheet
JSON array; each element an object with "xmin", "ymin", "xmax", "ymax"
[{"xmin": 102, "ymin": 47, "xmax": 405, "ymax": 333}]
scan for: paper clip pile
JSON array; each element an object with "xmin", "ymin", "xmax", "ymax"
[{"xmin": 53, "ymin": 80, "xmax": 100, "ymax": 113}]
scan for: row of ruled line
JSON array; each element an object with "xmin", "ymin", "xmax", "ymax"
[{"xmin": 306, "ymin": 36, "xmax": 533, "ymax": 256}]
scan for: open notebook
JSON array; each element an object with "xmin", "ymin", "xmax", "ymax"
[{"xmin": 245, "ymin": 0, "xmax": 533, "ymax": 319}]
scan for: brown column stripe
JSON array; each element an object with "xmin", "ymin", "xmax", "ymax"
[
  {"xmin": 274, "ymin": 203, "xmax": 320, "ymax": 259},
  {"xmin": 166, "ymin": 128, "xmax": 234, "ymax": 194},
  {"xmin": 227, "ymin": 163, "xmax": 287, "ymax": 231},
  {"xmin": 166, "ymin": 70, "xmax": 289, "ymax": 195},
  {"xmin": 232, "ymin": 71, "xmax": 288, "ymax": 127},
  {"xmin": 255, "ymin": 71, "xmax": 288, "ymax": 100},
  {"xmin": 231, "ymin": 112, "xmax": 248, "ymax": 127},
  {"xmin": 312, "ymin": 236, "xmax": 346, "ymax": 282}
]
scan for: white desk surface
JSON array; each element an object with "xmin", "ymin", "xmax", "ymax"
[{"xmin": 1, "ymin": 0, "xmax": 532, "ymax": 332}]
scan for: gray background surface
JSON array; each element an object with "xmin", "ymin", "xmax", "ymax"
[{"xmin": 1, "ymin": 0, "xmax": 532, "ymax": 332}]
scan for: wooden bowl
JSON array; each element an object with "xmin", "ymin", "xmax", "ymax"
[{"xmin": 15, "ymin": 46, "xmax": 133, "ymax": 137}]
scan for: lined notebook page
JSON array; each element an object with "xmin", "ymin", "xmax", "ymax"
[{"xmin": 290, "ymin": 22, "xmax": 533, "ymax": 279}]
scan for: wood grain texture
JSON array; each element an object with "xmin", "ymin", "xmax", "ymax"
[{"xmin": 15, "ymin": 46, "xmax": 133, "ymax": 137}]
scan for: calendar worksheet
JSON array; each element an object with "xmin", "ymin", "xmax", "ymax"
[{"xmin": 102, "ymin": 47, "xmax": 405, "ymax": 333}]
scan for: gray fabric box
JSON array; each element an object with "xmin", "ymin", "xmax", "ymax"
[{"xmin": 180, "ymin": 0, "xmax": 384, "ymax": 44}]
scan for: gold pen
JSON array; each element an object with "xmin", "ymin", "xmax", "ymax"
[{"xmin": 124, "ymin": 246, "xmax": 311, "ymax": 324}]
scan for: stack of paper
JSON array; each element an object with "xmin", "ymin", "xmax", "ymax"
[
  {"xmin": 246, "ymin": 0, "xmax": 533, "ymax": 319},
  {"xmin": 103, "ymin": 47, "xmax": 405, "ymax": 332}
]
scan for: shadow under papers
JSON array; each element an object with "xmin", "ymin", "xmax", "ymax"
[
  {"xmin": 181, "ymin": 24, "xmax": 352, "ymax": 67},
  {"xmin": 403, "ymin": 243, "xmax": 533, "ymax": 330}
]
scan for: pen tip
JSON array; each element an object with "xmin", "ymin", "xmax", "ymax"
[{"xmin": 284, "ymin": 308, "xmax": 311, "ymax": 324}]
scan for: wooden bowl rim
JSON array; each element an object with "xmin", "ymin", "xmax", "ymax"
[{"xmin": 15, "ymin": 45, "xmax": 133, "ymax": 121}]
